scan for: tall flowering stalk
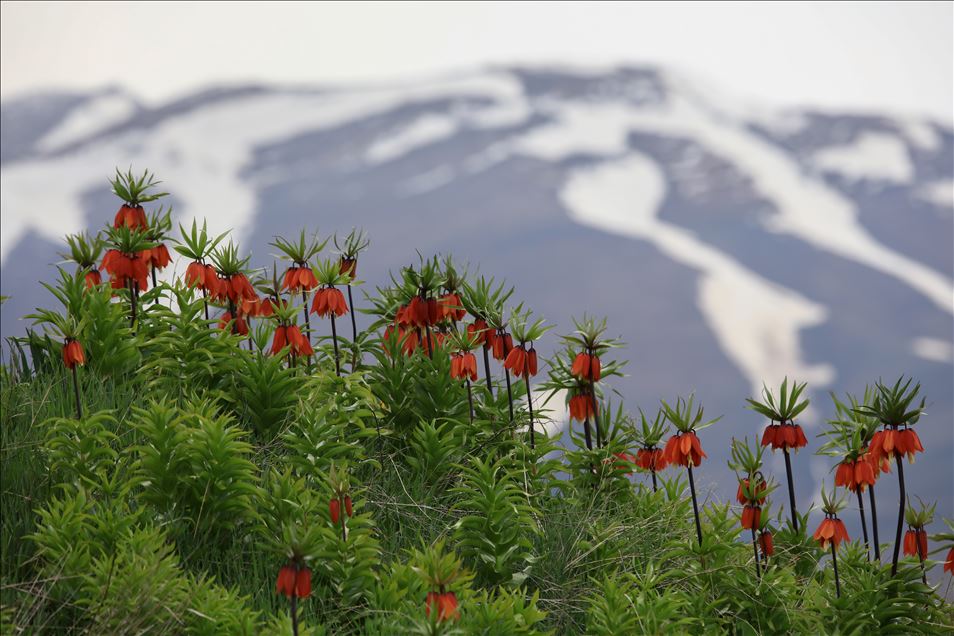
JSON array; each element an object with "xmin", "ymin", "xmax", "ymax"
[
  {"xmin": 101, "ymin": 225, "xmax": 154, "ymax": 329},
  {"xmin": 661, "ymin": 395, "xmax": 718, "ymax": 546},
  {"xmin": 62, "ymin": 232, "xmax": 105, "ymax": 290},
  {"xmin": 447, "ymin": 328, "xmax": 481, "ymax": 422},
  {"xmin": 855, "ymin": 377, "xmax": 926, "ymax": 576},
  {"xmin": 461, "ymin": 276, "xmax": 514, "ymax": 396},
  {"xmin": 334, "ymin": 228, "xmax": 369, "ymax": 351},
  {"xmin": 269, "ymin": 295, "xmax": 313, "ymax": 366},
  {"xmin": 484, "ymin": 307, "xmax": 516, "ymax": 424},
  {"xmin": 634, "ymin": 408, "xmax": 670, "ymax": 492},
  {"xmin": 272, "ymin": 230, "xmax": 327, "ymax": 356},
  {"xmin": 311, "ymin": 259, "xmax": 352, "ymax": 376},
  {"xmin": 814, "ymin": 484, "xmax": 850, "ymax": 599},
  {"xmin": 143, "ymin": 206, "xmax": 173, "ymax": 291},
  {"xmin": 174, "ymin": 219, "xmax": 228, "ymax": 321},
  {"xmin": 565, "ymin": 316, "xmax": 624, "ymax": 449},
  {"xmin": 105, "ymin": 169, "xmax": 166, "ymax": 324},
  {"xmin": 412, "ymin": 540, "xmax": 464, "ymax": 626},
  {"xmin": 28, "ymin": 269, "xmax": 89, "ymax": 419},
  {"xmin": 729, "ymin": 437, "xmax": 775, "ymax": 578},
  {"xmin": 504, "ymin": 309, "xmax": 549, "ymax": 448},
  {"xmin": 747, "ymin": 378, "xmax": 809, "ymax": 533},
  {"xmin": 208, "ymin": 241, "xmax": 257, "ymax": 338},
  {"xmin": 276, "ymin": 558, "xmax": 312, "ymax": 636},
  {"xmin": 820, "ymin": 390, "xmax": 883, "ymax": 562},
  {"xmin": 903, "ymin": 499, "xmax": 934, "ymax": 585}
]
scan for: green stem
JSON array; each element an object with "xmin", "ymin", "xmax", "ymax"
[
  {"xmin": 783, "ymin": 447, "xmax": 798, "ymax": 532},
  {"xmin": 687, "ymin": 464, "xmax": 703, "ymax": 546},
  {"xmin": 891, "ymin": 453, "xmax": 906, "ymax": 576}
]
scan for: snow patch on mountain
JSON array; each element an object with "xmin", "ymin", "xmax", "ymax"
[
  {"xmin": 35, "ymin": 90, "xmax": 139, "ymax": 152},
  {"xmin": 811, "ymin": 132, "xmax": 914, "ymax": 183},
  {"xmin": 559, "ymin": 153, "xmax": 835, "ymax": 397},
  {"xmin": 0, "ymin": 72, "xmax": 528, "ymax": 263},
  {"xmin": 366, "ymin": 114, "xmax": 458, "ymax": 164}
]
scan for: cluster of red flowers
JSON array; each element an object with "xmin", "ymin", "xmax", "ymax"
[
  {"xmin": 813, "ymin": 515, "xmax": 850, "ymax": 550},
  {"xmin": 282, "ymin": 265, "xmax": 318, "ymax": 292},
  {"xmin": 271, "ymin": 324, "xmax": 313, "ymax": 357},
  {"xmin": 636, "ymin": 447, "xmax": 667, "ymax": 472},
  {"xmin": 425, "ymin": 591, "xmax": 460, "ymax": 622},
  {"xmin": 736, "ymin": 477, "xmax": 768, "ymax": 530},
  {"xmin": 663, "ymin": 431, "xmax": 707, "ymax": 467},
  {"xmin": 114, "ymin": 204, "xmax": 148, "ymax": 229},
  {"xmin": 450, "ymin": 351, "xmax": 478, "ymax": 382},
  {"xmin": 834, "ymin": 457, "xmax": 877, "ymax": 493},
  {"xmin": 329, "ymin": 495, "xmax": 353, "ymax": 525},
  {"xmin": 571, "ymin": 352, "xmax": 601, "ymax": 382},
  {"xmin": 101, "ymin": 249, "xmax": 150, "ymax": 291},
  {"xmin": 761, "ymin": 421, "xmax": 808, "ymax": 451},
  {"xmin": 568, "ymin": 392, "xmax": 596, "ymax": 421},
  {"xmin": 903, "ymin": 527, "xmax": 928, "ymax": 558},
  {"xmin": 276, "ymin": 563, "xmax": 312, "ymax": 599},
  {"xmin": 62, "ymin": 338, "xmax": 86, "ymax": 369},
  {"xmin": 869, "ymin": 427, "xmax": 924, "ymax": 463},
  {"xmin": 312, "ymin": 287, "xmax": 349, "ymax": 318},
  {"xmin": 503, "ymin": 343, "xmax": 538, "ymax": 378}
]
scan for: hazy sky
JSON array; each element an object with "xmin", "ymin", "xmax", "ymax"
[{"xmin": 1, "ymin": 1, "xmax": 952, "ymax": 122}]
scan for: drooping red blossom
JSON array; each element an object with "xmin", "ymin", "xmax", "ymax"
[
  {"xmin": 736, "ymin": 478, "xmax": 768, "ymax": 505},
  {"xmin": 896, "ymin": 428, "xmax": 924, "ymax": 462},
  {"xmin": 113, "ymin": 204, "xmax": 148, "ymax": 230},
  {"xmin": 741, "ymin": 505, "xmax": 762, "ymax": 530},
  {"xmin": 813, "ymin": 516, "xmax": 850, "ymax": 550},
  {"xmin": 610, "ymin": 452, "xmax": 637, "ymax": 473},
  {"xmin": 311, "ymin": 286, "xmax": 349, "ymax": 318},
  {"xmin": 213, "ymin": 273, "xmax": 257, "ymax": 304},
  {"xmin": 663, "ymin": 431, "xmax": 706, "ymax": 467},
  {"xmin": 944, "ymin": 547, "xmax": 954, "ymax": 575},
  {"xmin": 271, "ymin": 324, "xmax": 313, "ymax": 357},
  {"xmin": 636, "ymin": 447, "xmax": 668, "ymax": 472},
  {"xmin": 141, "ymin": 243, "xmax": 172, "ymax": 270},
  {"xmin": 344, "ymin": 495, "xmax": 353, "ymax": 518},
  {"xmin": 62, "ymin": 339, "xmax": 86, "ymax": 369},
  {"xmin": 467, "ymin": 319, "xmax": 489, "ymax": 347},
  {"xmin": 217, "ymin": 311, "xmax": 249, "ymax": 336},
  {"xmin": 834, "ymin": 458, "xmax": 877, "ymax": 493},
  {"xmin": 504, "ymin": 344, "xmax": 537, "ymax": 378},
  {"xmin": 438, "ymin": 292, "xmax": 466, "ymax": 321},
  {"xmin": 426, "ymin": 591, "xmax": 460, "ymax": 622},
  {"xmin": 84, "ymin": 269, "xmax": 102, "ymax": 289},
  {"xmin": 903, "ymin": 528, "xmax": 928, "ymax": 558},
  {"xmin": 339, "ymin": 256, "xmax": 357, "ymax": 279},
  {"xmin": 571, "ymin": 352, "xmax": 601, "ymax": 382},
  {"xmin": 450, "ymin": 352, "xmax": 478, "ymax": 381},
  {"xmin": 276, "ymin": 564, "xmax": 311, "ymax": 599},
  {"xmin": 490, "ymin": 331, "xmax": 513, "ymax": 362},
  {"xmin": 330, "ymin": 498, "xmax": 341, "ymax": 525},
  {"xmin": 759, "ymin": 531, "xmax": 775, "ymax": 557},
  {"xmin": 568, "ymin": 392, "xmax": 595, "ymax": 421},
  {"xmin": 281, "ymin": 266, "xmax": 318, "ymax": 292},
  {"xmin": 760, "ymin": 422, "xmax": 808, "ymax": 451},
  {"xmin": 101, "ymin": 249, "xmax": 149, "ymax": 291}
]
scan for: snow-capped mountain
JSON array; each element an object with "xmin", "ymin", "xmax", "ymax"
[{"xmin": 1, "ymin": 66, "xmax": 952, "ymax": 526}]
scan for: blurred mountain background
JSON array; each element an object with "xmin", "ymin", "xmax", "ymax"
[{"xmin": 1, "ymin": 66, "xmax": 952, "ymax": 535}]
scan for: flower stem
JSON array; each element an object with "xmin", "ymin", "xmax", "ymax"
[
  {"xmin": 290, "ymin": 592, "xmax": 298, "ymax": 636},
  {"xmin": 330, "ymin": 314, "xmax": 341, "ymax": 377},
  {"xmin": 71, "ymin": 366, "xmax": 83, "ymax": 420},
  {"xmin": 687, "ymin": 465, "xmax": 703, "ymax": 546},
  {"xmin": 592, "ymin": 390, "xmax": 603, "ymax": 448},
  {"xmin": 782, "ymin": 447, "xmax": 798, "ymax": 532},
  {"xmin": 915, "ymin": 528, "xmax": 927, "ymax": 585},
  {"xmin": 651, "ymin": 469, "xmax": 657, "ymax": 492},
  {"xmin": 504, "ymin": 368, "xmax": 514, "ymax": 424},
  {"xmin": 751, "ymin": 526, "xmax": 762, "ymax": 579},
  {"xmin": 869, "ymin": 484, "xmax": 881, "ymax": 561},
  {"xmin": 482, "ymin": 344, "xmax": 493, "ymax": 396},
  {"xmin": 301, "ymin": 290, "xmax": 313, "ymax": 368},
  {"xmin": 891, "ymin": 453, "xmax": 906, "ymax": 576},
  {"xmin": 582, "ymin": 417, "xmax": 593, "ymax": 451},
  {"xmin": 857, "ymin": 489, "xmax": 870, "ymax": 562},
  {"xmin": 831, "ymin": 542, "xmax": 841, "ymax": 598},
  {"xmin": 347, "ymin": 284, "xmax": 357, "ymax": 342},
  {"xmin": 466, "ymin": 378, "xmax": 474, "ymax": 423},
  {"xmin": 202, "ymin": 288, "xmax": 209, "ymax": 322},
  {"xmin": 524, "ymin": 375, "xmax": 535, "ymax": 449}
]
